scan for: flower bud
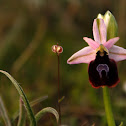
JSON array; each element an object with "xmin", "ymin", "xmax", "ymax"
[
  {"xmin": 52, "ymin": 44, "xmax": 63, "ymax": 55},
  {"xmin": 97, "ymin": 13, "xmax": 104, "ymax": 19},
  {"xmin": 103, "ymin": 11, "xmax": 118, "ymax": 39},
  {"xmin": 52, "ymin": 45, "xmax": 57, "ymax": 53}
]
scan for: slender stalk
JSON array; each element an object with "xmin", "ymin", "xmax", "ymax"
[
  {"xmin": 57, "ymin": 54, "xmax": 61, "ymax": 125},
  {"xmin": 103, "ymin": 87, "xmax": 116, "ymax": 126}
]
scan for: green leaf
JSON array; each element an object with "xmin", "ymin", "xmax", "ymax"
[
  {"xmin": 35, "ymin": 107, "xmax": 59, "ymax": 124},
  {"xmin": 0, "ymin": 96, "xmax": 11, "ymax": 126},
  {"xmin": 58, "ymin": 96, "xmax": 65, "ymax": 103},
  {"xmin": 0, "ymin": 70, "xmax": 36, "ymax": 126}
]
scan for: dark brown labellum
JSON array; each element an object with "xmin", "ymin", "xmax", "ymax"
[{"xmin": 88, "ymin": 51, "xmax": 120, "ymax": 88}]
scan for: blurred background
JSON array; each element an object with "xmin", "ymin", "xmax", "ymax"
[{"xmin": 0, "ymin": 0, "xmax": 126, "ymax": 125}]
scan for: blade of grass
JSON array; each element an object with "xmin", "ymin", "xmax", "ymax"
[
  {"xmin": 0, "ymin": 121, "xmax": 4, "ymax": 126},
  {"xmin": 30, "ymin": 95, "xmax": 48, "ymax": 107},
  {"xmin": 17, "ymin": 97, "xmax": 26, "ymax": 126},
  {"xmin": 12, "ymin": 95, "xmax": 48, "ymax": 121},
  {"xmin": 0, "ymin": 70, "xmax": 36, "ymax": 126},
  {"xmin": 11, "ymin": 18, "xmax": 47, "ymax": 73},
  {"xmin": 0, "ymin": 16, "xmax": 25, "ymax": 60},
  {"xmin": 35, "ymin": 107, "xmax": 59, "ymax": 124},
  {"xmin": 0, "ymin": 96, "xmax": 11, "ymax": 126}
]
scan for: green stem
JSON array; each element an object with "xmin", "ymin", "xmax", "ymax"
[{"xmin": 103, "ymin": 87, "xmax": 116, "ymax": 126}]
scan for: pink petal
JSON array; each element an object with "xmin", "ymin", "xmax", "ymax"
[
  {"xmin": 98, "ymin": 19, "xmax": 107, "ymax": 43},
  {"xmin": 104, "ymin": 37, "xmax": 119, "ymax": 49},
  {"xmin": 109, "ymin": 45, "xmax": 126, "ymax": 62},
  {"xmin": 93, "ymin": 19, "xmax": 100, "ymax": 44},
  {"xmin": 67, "ymin": 46, "xmax": 96, "ymax": 64},
  {"xmin": 93, "ymin": 19, "xmax": 107, "ymax": 44},
  {"xmin": 83, "ymin": 37, "xmax": 99, "ymax": 49}
]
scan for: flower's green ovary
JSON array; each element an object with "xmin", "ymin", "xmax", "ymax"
[{"xmin": 0, "ymin": 70, "xmax": 36, "ymax": 126}]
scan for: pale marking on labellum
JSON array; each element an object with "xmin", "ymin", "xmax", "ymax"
[{"xmin": 96, "ymin": 64, "xmax": 109, "ymax": 78}]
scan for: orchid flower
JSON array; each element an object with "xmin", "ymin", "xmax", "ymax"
[{"xmin": 67, "ymin": 18, "xmax": 126, "ymax": 88}]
